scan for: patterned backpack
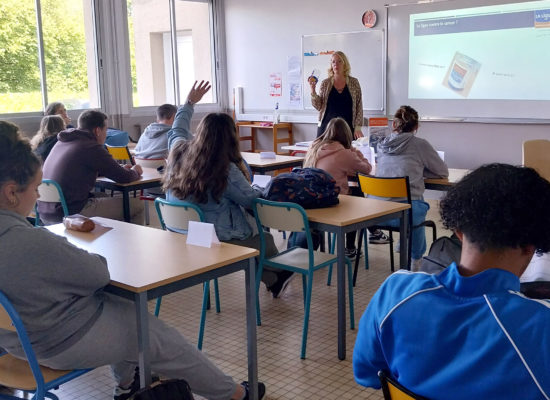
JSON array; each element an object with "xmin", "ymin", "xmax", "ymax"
[{"xmin": 263, "ymin": 167, "xmax": 340, "ymax": 209}]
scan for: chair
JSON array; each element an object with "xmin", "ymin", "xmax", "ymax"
[
  {"xmin": 134, "ymin": 158, "xmax": 167, "ymax": 225},
  {"xmin": 34, "ymin": 179, "xmax": 69, "ymax": 226},
  {"xmin": 0, "ymin": 290, "xmax": 92, "ymax": 400},
  {"xmin": 106, "ymin": 145, "xmax": 135, "ymax": 165},
  {"xmin": 353, "ymin": 174, "xmax": 436, "ymax": 282},
  {"xmin": 378, "ymin": 370, "xmax": 429, "ymax": 400},
  {"xmin": 522, "ymin": 139, "xmax": 550, "ymax": 182},
  {"xmin": 154, "ymin": 198, "xmax": 220, "ymax": 350},
  {"xmin": 252, "ymin": 198, "xmax": 355, "ymax": 359}
]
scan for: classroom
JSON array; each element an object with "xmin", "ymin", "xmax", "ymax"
[{"xmin": 1, "ymin": 0, "xmax": 549, "ymax": 399}]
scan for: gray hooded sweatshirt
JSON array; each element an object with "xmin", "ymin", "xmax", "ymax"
[
  {"xmin": 134, "ymin": 122, "xmax": 171, "ymax": 159},
  {"xmin": 0, "ymin": 210, "xmax": 109, "ymax": 359},
  {"xmin": 376, "ymin": 132, "xmax": 448, "ymax": 200}
]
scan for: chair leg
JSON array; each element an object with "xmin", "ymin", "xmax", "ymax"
[
  {"xmin": 347, "ymin": 259, "xmax": 355, "ymax": 330},
  {"xmin": 363, "ymin": 229, "xmax": 369, "ymax": 270},
  {"xmin": 144, "ymin": 200, "xmax": 150, "ymax": 225},
  {"xmin": 353, "ymin": 229, "xmax": 364, "ymax": 287},
  {"xmin": 213, "ymin": 278, "xmax": 221, "ymax": 313},
  {"xmin": 256, "ymin": 264, "xmax": 264, "ymax": 326},
  {"xmin": 326, "ymin": 233, "xmax": 337, "ymax": 286},
  {"xmin": 154, "ymin": 297, "xmax": 162, "ymax": 317},
  {"xmin": 300, "ymin": 273, "xmax": 314, "ymax": 359},
  {"xmin": 327, "ymin": 265, "xmax": 333, "ymax": 286},
  {"xmin": 389, "ymin": 231, "xmax": 395, "ymax": 272},
  {"xmin": 198, "ymin": 281, "xmax": 210, "ymax": 350},
  {"xmin": 302, "ymin": 274, "xmax": 307, "ymax": 306}
]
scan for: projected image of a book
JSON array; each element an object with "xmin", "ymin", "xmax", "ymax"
[{"xmin": 442, "ymin": 52, "xmax": 481, "ymax": 98}]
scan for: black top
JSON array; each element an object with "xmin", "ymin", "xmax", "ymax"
[
  {"xmin": 34, "ymin": 135, "xmax": 58, "ymax": 162},
  {"xmin": 318, "ymin": 85, "xmax": 354, "ymax": 137}
]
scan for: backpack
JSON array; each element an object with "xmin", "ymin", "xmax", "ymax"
[
  {"xmin": 131, "ymin": 379, "xmax": 194, "ymax": 400},
  {"xmin": 263, "ymin": 167, "xmax": 340, "ymax": 209},
  {"xmin": 419, "ymin": 233, "xmax": 462, "ymax": 274}
]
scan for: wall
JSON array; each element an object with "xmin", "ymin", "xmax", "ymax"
[{"xmin": 223, "ymin": 0, "xmax": 550, "ymax": 168}]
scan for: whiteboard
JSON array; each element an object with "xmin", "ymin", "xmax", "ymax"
[{"xmin": 302, "ymin": 30, "xmax": 385, "ymax": 112}]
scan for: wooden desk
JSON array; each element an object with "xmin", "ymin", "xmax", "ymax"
[
  {"xmin": 95, "ymin": 167, "xmax": 162, "ymax": 222},
  {"xmin": 237, "ymin": 122, "xmax": 293, "ymax": 154},
  {"xmin": 241, "ymin": 152, "xmax": 303, "ymax": 174},
  {"xmin": 424, "ymin": 168, "xmax": 469, "ymax": 191},
  {"xmin": 305, "ymin": 195, "xmax": 410, "ymax": 360},
  {"xmin": 46, "ymin": 217, "xmax": 260, "ymax": 398}
]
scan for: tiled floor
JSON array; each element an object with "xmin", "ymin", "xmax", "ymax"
[{"xmin": 7, "ymin": 199, "xmax": 448, "ymax": 400}]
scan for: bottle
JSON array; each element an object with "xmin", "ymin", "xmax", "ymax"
[{"xmin": 273, "ymin": 102, "xmax": 280, "ymax": 125}]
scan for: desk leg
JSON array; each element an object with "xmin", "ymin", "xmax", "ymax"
[
  {"xmin": 272, "ymin": 126, "xmax": 278, "ymax": 153},
  {"xmin": 337, "ymin": 229, "xmax": 346, "ymax": 360},
  {"xmin": 399, "ymin": 209, "xmax": 409, "ymax": 270},
  {"xmin": 135, "ymin": 292, "xmax": 152, "ymax": 388},
  {"xmin": 122, "ymin": 190, "xmax": 130, "ymax": 222},
  {"xmin": 245, "ymin": 258, "xmax": 258, "ymax": 399}
]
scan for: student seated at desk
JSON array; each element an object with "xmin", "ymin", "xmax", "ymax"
[
  {"xmin": 353, "ymin": 164, "xmax": 550, "ymax": 399},
  {"xmin": 375, "ymin": 105, "xmax": 448, "ymax": 270},
  {"xmin": 30, "ymin": 115, "xmax": 66, "ymax": 162},
  {"xmin": 301, "ymin": 117, "xmax": 374, "ymax": 256},
  {"xmin": 134, "ymin": 103, "xmax": 177, "ymax": 160},
  {"xmin": 164, "ymin": 82, "xmax": 292, "ymax": 298},
  {"xmin": 0, "ymin": 122, "xmax": 264, "ymax": 400},
  {"xmin": 38, "ymin": 110, "xmax": 144, "ymax": 224},
  {"xmin": 45, "ymin": 101, "xmax": 73, "ymax": 128}
]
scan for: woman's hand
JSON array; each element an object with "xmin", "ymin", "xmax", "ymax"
[
  {"xmin": 354, "ymin": 129, "xmax": 364, "ymax": 139},
  {"xmin": 308, "ymin": 76, "xmax": 317, "ymax": 94},
  {"xmin": 186, "ymin": 80, "xmax": 211, "ymax": 105}
]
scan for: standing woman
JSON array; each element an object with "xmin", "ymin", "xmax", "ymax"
[
  {"xmin": 310, "ymin": 51, "xmax": 364, "ymax": 139},
  {"xmin": 163, "ymin": 113, "xmax": 293, "ymax": 298},
  {"xmin": 303, "ymin": 117, "xmax": 372, "ymax": 256},
  {"xmin": 376, "ymin": 105, "xmax": 448, "ymax": 270},
  {"xmin": 30, "ymin": 115, "xmax": 66, "ymax": 162}
]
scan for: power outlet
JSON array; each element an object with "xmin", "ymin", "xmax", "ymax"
[{"xmin": 262, "ymin": 115, "xmax": 270, "ymax": 121}]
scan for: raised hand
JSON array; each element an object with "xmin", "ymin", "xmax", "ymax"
[{"xmin": 187, "ymin": 80, "xmax": 211, "ymax": 105}]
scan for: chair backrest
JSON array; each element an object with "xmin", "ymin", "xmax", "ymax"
[
  {"xmin": 154, "ymin": 198, "xmax": 204, "ymax": 233},
  {"xmin": 523, "ymin": 139, "xmax": 550, "ymax": 182},
  {"xmin": 357, "ymin": 174, "xmax": 411, "ymax": 202},
  {"xmin": 134, "ymin": 158, "xmax": 166, "ymax": 169},
  {"xmin": 378, "ymin": 370, "xmax": 428, "ymax": 400},
  {"xmin": 253, "ymin": 198, "xmax": 308, "ymax": 233},
  {"xmin": 0, "ymin": 290, "xmax": 47, "ymax": 390},
  {"xmin": 35, "ymin": 179, "xmax": 69, "ymax": 226},
  {"xmin": 106, "ymin": 145, "xmax": 135, "ymax": 165}
]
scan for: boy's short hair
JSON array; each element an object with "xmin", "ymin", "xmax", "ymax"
[
  {"xmin": 156, "ymin": 104, "xmax": 177, "ymax": 121},
  {"xmin": 78, "ymin": 110, "xmax": 108, "ymax": 132},
  {"xmin": 440, "ymin": 163, "xmax": 550, "ymax": 254}
]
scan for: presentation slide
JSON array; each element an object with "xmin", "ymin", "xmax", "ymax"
[{"xmin": 408, "ymin": 1, "xmax": 550, "ymax": 100}]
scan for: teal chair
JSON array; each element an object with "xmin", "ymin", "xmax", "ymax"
[
  {"xmin": 0, "ymin": 290, "xmax": 92, "ymax": 399},
  {"xmin": 252, "ymin": 198, "xmax": 355, "ymax": 359},
  {"xmin": 34, "ymin": 179, "xmax": 69, "ymax": 226},
  {"xmin": 154, "ymin": 198, "xmax": 220, "ymax": 350}
]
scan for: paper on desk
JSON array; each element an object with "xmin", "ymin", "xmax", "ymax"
[
  {"xmin": 295, "ymin": 141, "xmax": 313, "ymax": 147},
  {"xmin": 253, "ymin": 174, "xmax": 272, "ymax": 188},
  {"xmin": 260, "ymin": 151, "xmax": 276, "ymax": 159},
  {"xmin": 186, "ymin": 221, "xmax": 220, "ymax": 248}
]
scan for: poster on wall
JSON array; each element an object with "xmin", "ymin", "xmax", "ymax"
[
  {"xmin": 269, "ymin": 73, "xmax": 282, "ymax": 97},
  {"xmin": 288, "ymin": 56, "xmax": 302, "ymax": 107}
]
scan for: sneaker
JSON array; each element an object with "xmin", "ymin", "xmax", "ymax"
[
  {"xmin": 113, "ymin": 367, "xmax": 160, "ymax": 400},
  {"xmin": 369, "ymin": 229, "xmax": 390, "ymax": 244},
  {"xmin": 345, "ymin": 247, "xmax": 357, "ymax": 259},
  {"xmin": 242, "ymin": 380, "xmax": 266, "ymax": 400},
  {"xmin": 270, "ymin": 270, "xmax": 295, "ymax": 298}
]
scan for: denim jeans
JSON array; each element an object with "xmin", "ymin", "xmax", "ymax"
[{"xmin": 383, "ymin": 199, "xmax": 430, "ymax": 260}]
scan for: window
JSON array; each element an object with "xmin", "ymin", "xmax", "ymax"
[
  {"xmin": 0, "ymin": 0, "xmax": 100, "ymax": 114},
  {"xmin": 127, "ymin": 0, "xmax": 215, "ymax": 108}
]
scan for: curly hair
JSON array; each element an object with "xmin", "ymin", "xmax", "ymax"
[
  {"xmin": 163, "ymin": 113, "xmax": 242, "ymax": 204},
  {"xmin": 440, "ymin": 163, "xmax": 550, "ymax": 254},
  {"xmin": 0, "ymin": 121, "xmax": 41, "ymax": 190},
  {"xmin": 304, "ymin": 117, "xmax": 352, "ymax": 168},
  {"xmin": 393, "ymin": 105, "xmax": 419, "ymax": 133}
]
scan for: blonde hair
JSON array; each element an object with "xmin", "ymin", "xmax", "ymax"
[
  {"xmin": 327, "ymin": 51, "xmax": 351, "ymax": 78},
  {"xmin": 304, "ymin": 118, "xmax": 353, "ymax": 168},
  {"xmin": 30, "ymin": 115, "xmax": 65, "ymax": 150}
]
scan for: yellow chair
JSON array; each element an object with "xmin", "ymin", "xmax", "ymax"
[
  {"xmin": 378, "ymin": 370, "xmax": 428, "ymax": 400},
  {"xmin": 0, "ymin": 290, "xmax": 92, "ymax": 399},
  {"xmin": 522, "ymin": 139, "xmax": 550, "ymax": 182},
  {"xmin": 356, "ymin": 174, "xmax": 436, "ymax": 275},
  {"xmin": 106, "ymin": 145, "xmax": 134, "ymax": 165}
]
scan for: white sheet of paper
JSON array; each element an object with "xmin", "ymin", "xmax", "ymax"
[
  {"xmin": 186, "ymin": 221, "xmax": 220, "ymax": 248},
  {"xmin": 260, "ymin": 151, "xmax": 276, "ymax": 159},
  {"xmin": 253, "ymin": 174, "xmax": 272, "ymax": 188}
]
